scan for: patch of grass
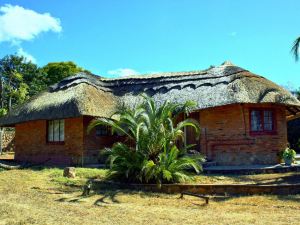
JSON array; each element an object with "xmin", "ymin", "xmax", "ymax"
[
  {"xmin": 1, "ymin": 169, "xmax": 300, "ymax": 224},
  {"xmin": 75, "ymin": 168, "xmax": 107, "ymax": 179},
  {"xmin": 41, "ymin": 167, "xmax": 108, "ymax": 186}
]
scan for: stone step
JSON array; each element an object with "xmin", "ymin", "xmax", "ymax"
[{"xmin": 295, "ymin": 154, "xmax": 300, "ymax": 160}]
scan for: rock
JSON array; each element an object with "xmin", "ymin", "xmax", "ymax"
[{"xmin": 63, "ymin": 167, "xmax": 76, "ymax": 178}]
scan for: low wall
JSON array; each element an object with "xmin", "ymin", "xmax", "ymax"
[
  {"xmin": 96, "ymin": 181, "xmax": 300, "ymax": 195},
  {"xmin": 132, "ymin": 184, "xmax": 300, "ymax": 195}
]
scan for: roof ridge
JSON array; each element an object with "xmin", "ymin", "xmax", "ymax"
[
  {"xmin": 99, "ymin": 61, "xmax": 241, "ymax": 81},
  {"xmin": 51, "ymin": 62, "xmax": 247, "ymax": 91}
]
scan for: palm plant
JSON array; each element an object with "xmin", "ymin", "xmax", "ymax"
[
  {"xmin": 104, "ymin": 143, "xmax": 145, "ymax": 182},
  {"xmin": 88, "ymin": 95, "xmax": 204, "ymax": 184},
  {"xmin": 142, "ymin": 145, "xmax": 204, "ymax": 184}
]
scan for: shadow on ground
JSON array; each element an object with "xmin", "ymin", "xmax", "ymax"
[{"xmin": 53, "ymin": 179, "xmax": 162, "ymax": 207}]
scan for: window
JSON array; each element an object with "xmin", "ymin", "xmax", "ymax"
[
  {"xmin": 47, "ymin": 120, "xmax": 64, "ymax": 143},
  {"xmin": 94, "ymin": 125, "xmax": 125, "ymax": 137},
  {"xmin": 95, "ymin": 125, "xmax": 110, "ymax": 136},
  {"xmin": 250, "ymin": 109, "xmax": 275, "ymax": 134}
]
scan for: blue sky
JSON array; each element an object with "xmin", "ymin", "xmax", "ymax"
[{"xmin": 0, "ymin": 0, "xmax": 300, "ymax": 88}]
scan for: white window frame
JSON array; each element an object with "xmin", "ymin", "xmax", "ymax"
[{"xmin": 47, "ymin": 119, "xmax": 65, "ymax": 143}]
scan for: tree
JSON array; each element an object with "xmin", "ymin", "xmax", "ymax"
[
  {"xmin": 20, "ymin": 61, "xmax": 47, "ymax": 97},
  {"xmin": 0, "ymin": 55, "xmax": 46, "ymax": 112},
  {"xmin": 42, "ymin": 61, "xmax": 90, "ymax": 86},
  {"xmin": 0, "ymin": 55, "xmax": 28, "ymax": 111},
  {"xmin": 88, "ymin": 95, "xmax": 204, "ymax": 184},
  {"xmin": 291, "ymin": 37, "xmax": 300, "ymax": 61}
]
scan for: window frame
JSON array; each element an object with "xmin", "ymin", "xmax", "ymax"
[
  {"xmin": 46, "ymin": 119, "xmax": 65, "ymax": 145},
  {"xmin": 249, "ymin": 108, "xmax": 277, "ymax": 136}
]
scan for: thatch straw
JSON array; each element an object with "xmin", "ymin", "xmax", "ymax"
[{"xmin": 1, "ymin": 61, "xmax": 300, "ymax": 126}]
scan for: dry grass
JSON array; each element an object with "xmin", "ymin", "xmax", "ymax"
[{"xmin": 0, "ymin": 168, "xmax": 300, "ymax": 225}]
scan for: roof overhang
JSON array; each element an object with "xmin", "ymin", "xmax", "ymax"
[{"xmin": 286, "ymin": 105, "xmax": 300, "ymax": 121}]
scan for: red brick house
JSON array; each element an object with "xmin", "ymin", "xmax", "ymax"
[{"xmin": 0, "ymin": 61, "xmax": 300, "ymax": 166}]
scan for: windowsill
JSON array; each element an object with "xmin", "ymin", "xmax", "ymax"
[
  {"xmin": 249, "ymin": 131, "xmax": 277, "ymax": 136},
  {"xmin": 46, "ymin": 141, "xmax": 65, "ymax": 145}
]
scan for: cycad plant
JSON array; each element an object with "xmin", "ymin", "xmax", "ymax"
[
  {"xmin": 88, "ymin": 95, "xmax": 204, "ymax": 184},
  {"xmin": 142, "ymin": 145, "xmax": 203, "ymax": 184}
]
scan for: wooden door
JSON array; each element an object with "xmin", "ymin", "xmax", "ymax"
[{"xmin": 185, "ymin": 112, "xmax": 201, "ymax": 152}]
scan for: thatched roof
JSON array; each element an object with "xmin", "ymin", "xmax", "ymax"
[{"xmin": 1, "ymin": 61, "xmax": 300, "ymax": 126}]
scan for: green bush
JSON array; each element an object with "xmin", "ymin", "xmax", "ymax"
[
  {"xmin": 283, "ymin": 148, "xmax": 296, "ymax": 160},
  {"xmin": 89, "ymin": 95, "xmax": 205, "ymax": 184},
  {"xmin": 0, "ymin": 108, "xmax": 7, "ymax": 117},
  {"xmin": 142, "ymin": 145, "xmax": 203, "ymax": 184}
]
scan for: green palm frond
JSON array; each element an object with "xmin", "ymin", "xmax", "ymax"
[
  {"xmin": 89, "ymin": 94, "xmax": 205, "ymax": 184},
  {"xmin": 174, "ymin": 118, "xmax": 201, "ymax": 141},
  {"xmin": 88, "ymin": 117, "xmax": 133, "ymax": 139},
  {"xmin": 141, "ymin": 145, "xmax": 204, "ymax": 184}
]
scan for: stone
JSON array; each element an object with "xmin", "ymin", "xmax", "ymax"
[{"xmin": 63, "ymin": 167, "xmax": 76, "ymax": 178}]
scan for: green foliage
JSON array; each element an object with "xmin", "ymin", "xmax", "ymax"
[
  {"xmin": 0, "ymin": 108, "xmax": 7, "ymax": 117},
  {"xmin": 141, "ymin": 145, "xmax": 204, "ymax": 184},
  {"xmin": 283, "ymin": 147, "xmax": 296, "ymax": 160},
  {"xmin": 0, "ymin": 54, "xmax": 47, "ymax": 112},
  {"xmin": 0, "ymin": 55, "xmax": 30, "ymax": 111},
  {"xmin": 104, "ymin": 143, "xmax": 146, "ymax": 183},
  {"xmin": 89, "ymin": 95, "xmax": 205, "ymax": 184},
  {"xmin": 42, "ymin": 61, "xmax": 90, "ymax": 86}
]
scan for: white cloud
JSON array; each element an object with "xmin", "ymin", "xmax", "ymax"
[
  {"xmin": 0, "ymin": 4, "xmax": 62, "ymax": 44},
  {"xmin": 17, "ymin": 48, "xmax": 36, "ymax": 63},
  {"xmin": 107, "ymin": 68, "xmax": 140, "ymax": 77}
]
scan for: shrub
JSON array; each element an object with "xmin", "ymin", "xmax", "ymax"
[
  {"xmin": 283, "ymin": 148, "xmax": 296, "ymax": 160},
  {"xmin": 141, "ymin": 145, "xmax": 204, "ymax": 184},
  {"xmin": 89, "ymin": 95, "xmax": 205, "ymax": 184}
]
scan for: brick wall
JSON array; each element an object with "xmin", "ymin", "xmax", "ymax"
[
  {"xmin": 13, "ymin": 103, "xmax": 288, "ymax": 166},
  {"xmin": 198, "ymin": 103, "xmax": 287, "ymax": 165},
  {"xmin": 82, "ymin": 104, "xmax": 287, "ymax": 166},
  {"xmin": 83, "ymin": 116, "xmax": 125, "ymax": 164},
  {"xmin": 15, "ymin": 117, "xmax": 84, "ymax": 165}
]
